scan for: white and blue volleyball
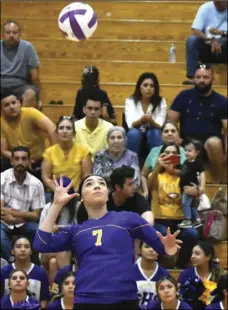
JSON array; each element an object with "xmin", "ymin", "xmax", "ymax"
[{"xmin": 58, "ymin": 2, "xmax": 98, "ymax": 41}]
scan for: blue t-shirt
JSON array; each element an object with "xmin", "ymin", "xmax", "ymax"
[
  {"xmin": 134, "ymin": 258, "xmax": 169, "ymax": 306},
  {"xmin": 205, "ymin": 301, "xmax": 224, "ymax": 310},
  {"xmin": 141, "ymin": 300, "xmax": 192, "ymax": 309},
  {"xmin": 34, "ymin": 211, "xmax": 166, "ymax": 304},
  {"xmin": 0, "ymin": 295, "xmax": 40, "ymax": 310},
  {"xmin": 192, "ymin": 2, "xmax": 227, "ymax": 33},
  {"xmin": 170, "ymin": 88, "xmax": 227, "ymax": 141},
  {"xmin": 0, "ymin": 263, "xmax": 49, "ymax": 302}
]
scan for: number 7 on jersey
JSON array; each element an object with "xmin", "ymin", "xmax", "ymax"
[{"xmin": 92, "ymin": 229, "xmax": 103, "ymax": 246}]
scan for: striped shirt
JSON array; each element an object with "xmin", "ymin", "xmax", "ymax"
[{"xmin": 1, "ymin": 168, "xmax": 45, "ymax": 229}]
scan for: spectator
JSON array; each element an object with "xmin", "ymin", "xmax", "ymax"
[
  {"xmin": 42, "ymin": 116, "xmax": 92, "ymax": 192},
  {"xmin": 77, "ymin": 166, "xmax": 154, "ymax": 226},
  {"xmin": 206, "ymin": 274, "xmax": 228, "ymax": 310},
  {"xmin": 178, "ymin": 241, "xmax": 226, "ymax": 308},
  {"xmin": 93, "ymin": 126, "xmax": 141, "ymax": 191},
  {"xmin": 47, "ymin": 272, "xmax": 75, "ymax": 310},
  {"xmin": 124, "ymin": 72, "xmax": 167, "ymax": 156},
  {"xmin": 141, "ymin": 121, "xmax": 186, "ymax": 195},
  {"xmin": 0, "ymin": 146, "xmax": 45, "ymax": 261},
  {"xmin": 49, "ymin": 257, "xmax": 77, "ymax": 297},
  {"xmin": 169, "ymin": 65, "xmax": 227, "ymax": 183},
  {"xmin": 0, "ymin": 269, "xmax": 41, "ymax": 310},
  {"xmin": 39, "ymin": 177, "xmax": 78, "ymax": 286},
  {"xmin": 134, "ymin": 241, "xmax": 170, "ymax": 307},
  {"xmin": 0, "ymin": 89, "xmax": 56, "ymax": 179},
  {"xmin": 1, "ymin": 20, "xmax": 41, "ymax": 108},
  {"xmin": 183, "ymin": 1, "xmax": 227, "ymax": 85},
  {"xmin": 72, "ymin": 65, "xmax": 116, "ymax": 124},
  {"xmin": 34, "ymin": 175, "xmax": 181, "ymax": 309},
  {"xmin": 0, "ymin": 236, "xmax": 49, "ymax": 309},
  {"xmin": 74, "ymin": 89, "xmax": 113, "ymax": 161},
  {"xmin": 148, "ymin": 143, "xmax": 199, "ymax": 268},
  {"xmin": 141, "ymin": 276, "xmax": 192, "ymax": 309},
  {"xmin": 178, "ymin": 140, "xmax": 205, "ymax": 229}
]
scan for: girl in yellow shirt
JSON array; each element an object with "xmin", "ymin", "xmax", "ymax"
[{"xmin": 147, "ymin": 143, "xmax": 199, "ymax": 269}]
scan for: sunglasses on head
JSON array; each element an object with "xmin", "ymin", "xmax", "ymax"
[
  {"xmin": 59, "ymin": 116, "xmax": 74, "ymax": 121},
  {"xmin": 196, "ymin": 64, "xmax": 211, "ymax": 70}
]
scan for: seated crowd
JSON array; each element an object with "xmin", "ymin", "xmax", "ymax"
[{"xmin": 0, "ymin": 4, "xmax": 228, "ymax": 309}]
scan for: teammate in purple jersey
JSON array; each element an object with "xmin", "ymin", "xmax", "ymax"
[
  {"xmin": 49, "ymin": 258, "xmax": 77, "ymax": 297},
  {"xmin": 205, "ymin": 274, "xmax": 228, "ymax": 310},
  {"xmin": 33, "ymin": 175, "xmax": 182, "ymax": 309},
  {"xmin": 0, "ymin": 269, "xmax": 41, "ymax": 310},
  {"xmin": 1, "ymin": 236, "xmax": 49, "ymax": 308},
  {"xmin": 134, "ymin": 241, "xmax": 170, "ymax": 306},
  {"xmin": 141, "ymin": 276, "xmax": 192, "ymax": 310},
  {"xmin": 48, "ymin": 272, "xmax": 75, "ymax": 309}
]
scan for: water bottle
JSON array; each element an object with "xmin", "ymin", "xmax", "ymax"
[{"xmin": 169, "ymin": 43, "xmax": 176, "ymax": 63}]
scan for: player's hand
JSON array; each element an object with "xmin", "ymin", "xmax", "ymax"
[
  {"xmin": 50, "ymin": 175, "xmax": 79, "ymax": 208},
  {"xmin": 157, "ymin": 227, "xmax": 182, "ymax": 256}
]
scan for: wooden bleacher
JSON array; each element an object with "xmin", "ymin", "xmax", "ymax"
[{"xmin": 2, "ymin": 0, "xmax": 227, "ymax": 271}]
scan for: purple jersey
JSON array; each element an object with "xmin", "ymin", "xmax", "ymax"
[
  {"xmin": 134, "ymin": 259, "xmax": 169, "ymax": 306},
  {"xmin": 34, "ymin": 211, "xmax": 166, "ymax": 304},
  {"xmin": 142, "ymin": 300, "xmax": 192, "ymax": 309},
  {"xmin": 178, "ymin": 267, "xmax": 213, "ymax": 285},
  {"xmin": 47, "ymin": 297, "xmax": 65, "ymax": 309},
  {"xmin": 0, "ymin": 263, "xmax": 49, "ymax": 302},
  {"xmin": 50, "ymin": 264, "xmax": 76, "ymax": 296},
  {"xmin": 0, "ymin": 295, "xmax": 40, "ymax": 310},
  {"xmin": 205, "ymin": 301, "xmax": 224, "ymax": 309}
]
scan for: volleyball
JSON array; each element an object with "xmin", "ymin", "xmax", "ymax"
[{"xmin": 58, "ymin": 2, "xmax": 98, "ymax": 42}]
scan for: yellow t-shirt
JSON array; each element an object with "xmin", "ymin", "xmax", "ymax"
[
  {"xmin": 74, "ymin": 118, "xmax": 113, "ymax": 161},
  {"xmin": 151, "ymin": 172, "xmax": 184, "ymax": 219},
  {"xmin": 1, "ymin": 108, "xmax": 45, "ymax": 161},
  {"xmin": 43, "ymin": 143, "xmax": 89, "ymax": 190}
]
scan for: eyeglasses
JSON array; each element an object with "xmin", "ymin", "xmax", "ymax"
[{"xmin": 196, "ymin": 64, "xmax": 211, "ymax": 70}]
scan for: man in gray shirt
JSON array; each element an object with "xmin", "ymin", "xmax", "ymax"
[{"xmin": 1, "ymin": 20, "xmax": 41, "ymax": 108}]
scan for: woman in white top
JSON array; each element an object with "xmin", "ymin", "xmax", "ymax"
[{"xmin": 124, "ymin": 72, "xmax": 167, "ymax": 156}]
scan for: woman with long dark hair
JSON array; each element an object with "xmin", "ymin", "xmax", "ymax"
[
  {"xmin": 34, "ymin": 175, "xmax": 182, "ymax": 309},
  {"xmin": 125, "ymin": 72, "xmax": 167, "ymax": 156},
  {"xmin": 48, "ymin": 272, "xmax": 75, "ymax": 309},
  {"xmin": 178, "ymin": 241, "xmax": 226, "ymax": 308}
]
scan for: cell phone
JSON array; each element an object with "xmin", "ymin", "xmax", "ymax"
[{"xmin": 167, "ymin": 155, "xmax": 180, "ymax": 165}]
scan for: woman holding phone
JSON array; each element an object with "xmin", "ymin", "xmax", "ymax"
[{"xmin": 147, "ymin": 143, "xmax": 199, "ymax": 269}]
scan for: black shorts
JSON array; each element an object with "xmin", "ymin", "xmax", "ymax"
[{"xmin": 73, "ymin": 299, "xmax": 139, "ymax": 309}]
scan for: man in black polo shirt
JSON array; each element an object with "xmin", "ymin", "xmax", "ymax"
[
  {"xmin": 168, "ymin": 64, "xmax": 227, "ymax": 183},
  {"xmin": 108, "ymin": 166, "xmax": 154, "ymax": 225}
]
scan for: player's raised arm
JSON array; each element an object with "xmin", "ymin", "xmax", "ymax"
[
  {"xmin": 33, "ymin": 175, "xmax": 79, "ymax": 253},
  {"xmin": 130, "ymin": 214, "xmax": 182, "ymax": 256}
]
